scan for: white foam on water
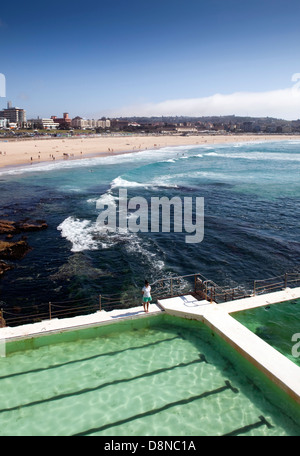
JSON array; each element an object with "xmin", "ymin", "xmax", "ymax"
[
  {"xmin": 204, "ymin": 151, "xmax": 300, "ymax": 161},
  {"xmin": 95, "ymin": 192, "xmax": 118, "ymax": 208},
  {"xmin": 161, "ymin": 158, "xmax": 176, "ymax": 163},
  {"xmin": 57, "ymin": 216, "xmax": 99, "ymax": 252},
  {"xmin": 124, "ymin": 235, "xmax": 165, "ymax": 273},
  {"xmin": 110, "ymin": 175, "xmax": 179, "ymax": 190},
  {"xmin": 286, "ymin": 140, "xmax": 300, "ymax": 145},
  {"xmin": 111, "ymin": 176, "xmax": 146, "ymax": 189},
  {"xmin": 205, "ymin": 152, "xmax": 219, "ymax": 156},
  {"xmin": 57, "ymin": 212, "xmax": 166, "ymax": 274}
]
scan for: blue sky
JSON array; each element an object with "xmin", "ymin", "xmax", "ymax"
[{"xmin": 1, "ymin": 0, "xmax": 300, "ymax": 119}]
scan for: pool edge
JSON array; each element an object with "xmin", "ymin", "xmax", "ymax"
[{"xmin": 158, "ymin": 289, "xmax": 300, "ymax": 406}]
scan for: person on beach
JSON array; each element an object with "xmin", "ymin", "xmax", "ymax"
[{"xmin": 142, "ymin": 280, "xmax": 152, "ymax": 312}]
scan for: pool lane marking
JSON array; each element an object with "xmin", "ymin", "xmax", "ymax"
[
  {"xmin": 0, "ymin": 355, "xmax": 209, "ymax": 414},
  {"xmin": 0, "ymin": 335, "xmax": 182, "ymax": 380},
  {"xmin": 222, "ymin": 415, "xmax": 274, "ymax": 436},
  {"xmin": 72, "ymin": 380, "xmax": 239, "ymax": 436}
]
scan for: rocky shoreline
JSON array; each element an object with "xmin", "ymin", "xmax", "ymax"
[{"xmin": 0, "ymin": 219, "xmax": 48, "ymax": 277}]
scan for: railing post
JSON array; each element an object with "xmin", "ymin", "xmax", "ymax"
[
  {"xmin": 49, "ymin": 302, "xmax": 52, "ymax": 320},
  {"xmin": 99, "ymin": 294, "xmax": 102, "ymax": 311},
  {"xmin": 0, "ymin": 308, "xmax": 3, "ymax": 328},
  {"xmin": 170, "ymin": 278, "xmax": 173, "ymax": 297},
  {"xmin": 253, "ymin": 281, "xmax": 256, "ymax": 296},
  {"xmin": 284, "ymin": 273, "xmax": 287, "ymax": 289}
]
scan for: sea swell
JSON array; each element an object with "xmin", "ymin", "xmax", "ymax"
[{"xmin": 0, "ymin": 140, "xmax": 299, "ymax": 315}]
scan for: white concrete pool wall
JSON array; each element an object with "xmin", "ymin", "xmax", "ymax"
[
  {"xmin": 0, "ymin": 304, "xmax": 163, "ymax": 342},
  {"xmin": 0, "ymin": 287, "xmax": 300, "ymax": 406},
  {"xmin": 157, "ymin": 287, "xmax": 300, "ymax": 405}
]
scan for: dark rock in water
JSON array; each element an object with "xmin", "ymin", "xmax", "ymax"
[
  {"xmin": 16, "ymin": 219, "xmax": 48, "ymax": 232},
  {"xmin": 0, "ymin": 220, "xmax": 17, "ymax": 235},
  {"xmin": 0, "ymin": 219, "xmax": 48, "ymax": 236},
  {"xmin": 0, "ymin": 239, "xmax": 32, "ymax": 261},
  {"xmin": 0, "ymin": 218, "xmax": 48, "ymax": 278},
  {"xmin": 49, "ymin": 253, "xmax": 113, "ymax": 281},
  {"xmin": 0, "ymin": 260, "xmax": 14, "ymax": 276}
]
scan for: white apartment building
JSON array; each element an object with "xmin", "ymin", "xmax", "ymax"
[
  {"xmin": 30, "ymin": 118, "xmax": 60, "ymax": 130},
  {"xmin": 70, "ymin": 116, "xmax": 86, "ymax": 129},
  {"xmin": 71, "ymin": 116, "xmax": 111, "ymax": 129}
]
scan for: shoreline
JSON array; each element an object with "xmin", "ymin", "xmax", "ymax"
[{"xmin": 0, "ymin": 133, "xmax": 299, "ymax": 170}]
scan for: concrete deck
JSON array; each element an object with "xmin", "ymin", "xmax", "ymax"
[
  {"xmin": 0, "ymin": 303, "xmax": 162, "ymax": 342},
  {"xmin": 158, "ymin": 288, "xmax": 300, "ymax": 404},
  {"xmin": 218, "ymin": 286, "xmax": 300, "ymax": 314}
]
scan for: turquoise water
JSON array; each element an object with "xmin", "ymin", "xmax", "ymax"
[
  {"xmin": 0, "ymin": 315, "xmax": 299, "ymax": 436},
  {"xmin": 0, "ymin": 139, "xmax": 299, "ymax": 321},
  {"xmin": 233, "ymin": 298, "xmax": 300, "ymax": 367}
]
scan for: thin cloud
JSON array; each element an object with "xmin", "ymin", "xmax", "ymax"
[{"xmin": 113, "ymin": 85, "xmax": 300, "ymax": 120}]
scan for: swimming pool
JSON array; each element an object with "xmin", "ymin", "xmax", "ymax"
[
  {"xmin": 232, "ymin": 298, "xmax": 300, "ymax": 367},
  {"xmin": 0, "ymin": 314, "xmax": 299, "ymax": 436}
]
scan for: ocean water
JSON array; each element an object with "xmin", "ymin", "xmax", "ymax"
[{"xmin": 0, "ymin": 139, "xmax": 299, "ymax": 317}]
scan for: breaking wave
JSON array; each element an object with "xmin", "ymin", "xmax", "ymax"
[{"xmin": 57, "ymin": 217, "xmax": 99, "ymax": 252}]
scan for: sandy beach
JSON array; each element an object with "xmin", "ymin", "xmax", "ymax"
[{"xmin": 0, "ymin": 133, "xmax": 298, "ymax": 169}]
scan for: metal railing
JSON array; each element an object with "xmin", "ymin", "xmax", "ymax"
[
  {"xmin": 0, "ymin": 290, "xmax": 143, "ymax": 328},
  {"xmin": 149, "ymin": 272, "xmax": 251, "ymax": 304},
  {"xmin": 0, "ymin": 271, "xmax": 299, "ymax": 328},
  {"xmin": 253, "ymin": 272, "xmax": 300, "ymax": 296}
]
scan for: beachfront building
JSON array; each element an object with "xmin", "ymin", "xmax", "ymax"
[
  {"xmin": 29, "ymin": 117, "xmax": 60, "ymax": 130},
  {"xmin": 71, "ymin": 116, "xmax": 111, "ymax": 130},
  {"xmin": 0, "ymin": 102, "xmax": 26, "ymax": 127},
  {"xmin": 97, "ymin": 119, "xmax": 110, "ymax": 128},
  {"xmin": 51, "ymin": 113, "xmax": 72, "ymax": 128},
  {"xmin": 71, "ymin": 116, "xmax": 88, "ymax": 129},
  {"xmin": 176, "ymin": 126, "xmax": 198, "ymax": 134},
  {"xmin": 0, "ymin": 118, "xmax": 8, "ymax": 128}
]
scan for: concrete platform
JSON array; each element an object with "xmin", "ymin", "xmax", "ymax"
[
  {"xmin": 219, "ymin": 286, "xmax": 300, "ymax": 314},
  {"xmin": 0, "ymin": 303, "xmax": 162, "ymax": 342},
  {"xmin": 158, "ymin": 288, "xmax": 300, "ymax": 404},
  {"xmin": 157, "ymin": 294, "xmax": 211, "ymax": 317}
]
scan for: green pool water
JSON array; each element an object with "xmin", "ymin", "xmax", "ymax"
[
  {"xmin": 0, "ymin": 314, "xmax": 299, "ymax": 436},
  {"xmin": 233, "ymin": 298, "xmax": 300, "ymax": 367}
]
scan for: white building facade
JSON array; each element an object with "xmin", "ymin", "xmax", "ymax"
[{"xmin": 71, "ymin": 117, "xmax": 111, "ymax": 129}]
